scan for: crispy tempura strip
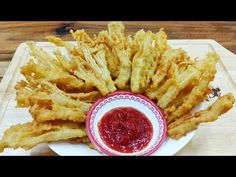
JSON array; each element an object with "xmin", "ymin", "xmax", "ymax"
[
  {"xmin": 21, "ymin": 60, "xmax": 89, "ymax": 92},
  {"xmin": 164, "ymin": 83, "xmax": 197, "ymax": 118},
  {"xmin": 153, "ymin": 49, "xmax": 187, "ymax": 87},
  {"xmin": 168, "ymin": 73, "xmax": 215, "ymax": 123},
  {"xmin": 38, "ymin": 92, "xmax": 90, "ymax": 112},
  {"xmin": 16, "ymin": 80, "xmax": 91, "ymax": 114},
  {"xmin": 70, "ymin": 29, "xmax": 95, "ymax": 47},
  {"xmin": 108, "ymin": 22, "xmax": 125, "ymax": 40},
  {"xmin": 161, "ymin": 52, "xmax": 219, "ymax": 117},
  {"xmin": 26, "ymin": 43, "xmax": 90, "ymax": 92},
  {"xmin": 97, "ymin": 44, "xmax": 119, "ymax": 78},
  {"xmin": 95, "ymin": 22, "xmax": 126, "ymax": 49},
  {"xmin": 93, "ymin": 49, "xmax": 117, "ymax": 92},
  {"xmin": 157, "ymin": 54, "xmax": 218, "ymax": 109},
  {"xmin": 29, "ymin": 102, "xmax": 86, "ymax": 123},
  {"xmin": 109, "ymin": 22, "xmax": 131, "ymax": 89},
  {"xmin": 165, "ymin": 52, "xmax": 219, "ymax": 121},
  {"xmin": 15, "ymin": 80, "xmax": 53, "ymax": 107},
  {"xmin": 82, "ymin": 44, "xmax": 116, "ymax": 93},
  {"xmin": 15, "ymin": 80, "xmax": 35, "ymax": 107},
  {"xmin": 0, "ymin": 121, "xmax": 87, "ymax": 152},
  {"xmin": 20, "ymin": 60, "xmax": 45, "ymax": 86},
  {"xmin": 157, "ymin": 66, "xmax": 201, "ymax": 109},
  {"xmin": 131, "ymin": 33, "xmax": 156, "ymax": 93},
  {"xmin": 114, "ymin": 49, "xmax": 131, "ymax": 89},
  {"xmin": 52, "ymin": 50, "xmax": 95, "ymax": 92},
  {"xmin": 16, "ymin": 82, "xmax": 89, "ymax": 122},
  {"xmin": 46, "ymin": 36, "xmax": 81, "ymax": 56},
  {"xmin": 168, "ymin": 62, "xmax": 180, "ymax": 79},
  {"xmin": 41, "ymin": 81, "xmax": 101, "ymax": 103},
  {"xmin": 73, "ymin": 61, "xmax": 109, "ymax": 95},
  {"xmin": 155, "ymin": 28, "xmax": 168, "ymax": 53},
  {"xmin": 168, "ymin": 93, "xmax": 235, "ymax": 139},
  {"xmin": 54, "ymin": 48, "xmax": 110, "ymax": 95},
  {"xmin": 146, "ymin": 49, "xmax": 190, "ymax": 99},
  {"xmin": 167, "ymin": 82, "xmax": 197, "ymax": 107},
  {"xmin": 27, "ymin": 42, "xmax": 62, "ymax": 69},
  {"xmin": 95, "ymin": 22, "xmax": 131, "ymax": 89},
  {"xmin": 44, "ymin": 91, "xmax": 91, "ymax": 113},
  {"xmin": 194, "ymin": 53, "xmax": 219, "ymax": 72},
  {"xmin": 61, "ymin": 91, "xmax": 102, "ymax": 103},
  {"xmin": 131, "ymin": 29, "xmax": 168, "ymax": 93},
  {"xmin": 156, "ymin": 79, "xmax": 177, "ymax": 100},
  {"xmin": 52, "ymin": 77, "xmax": 94, "ymax": 93}
]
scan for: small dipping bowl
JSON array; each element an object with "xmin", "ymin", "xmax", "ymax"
[{"xmin": 86, "ymin": 91, "xmax": 167, "ymax": 156}]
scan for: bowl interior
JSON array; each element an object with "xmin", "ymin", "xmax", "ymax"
[{"xmin": 86, "ymin": 92, "xmax": 167, "ymax": 156}]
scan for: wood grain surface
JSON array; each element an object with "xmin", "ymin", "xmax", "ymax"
[
  {"xmin": 0, "ymin": 22, "xmax": 236, "ymax": 155},
  {"xmin": 0, "ymin": 21, "xmax": 236, "ymax": 83},
  {"xmin": 0, "ymin": 40, "xmax": 236, "ymax": 156}
]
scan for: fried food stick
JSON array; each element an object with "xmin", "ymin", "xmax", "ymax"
[
  {"xmin": 46, "ymin": 36, "xmax": 82, "ymax": 56},
  {"xmin": 165, "ymin": 53, "xmax": 219, "ymax": 122},
  {"xmin": 157, "ymin": 66, "xmax": 201, "ymax": 108},
  {"xmin": 29, "ymin": 101, "xmax": 86, "ymax": 123},
  {"xmin": 41, "ymin": 79, "xmax": 102, "ymax": 103},
  {"xmin": 54, "ymin": 49, "xmax": 110, "ymax": 95},
  {"xmin": 168, "ymin": 93, "xmax": 235, "ymax": 140},
  {"xmin": 70, "ymin": 29, "xmax": 95, "ymax": 47},
  {"xmin": 157, "ymin": 54, "xmax": 218, "ymax": 109},
  {"xmin": 0, "ymin": 121, "xmax": 87, "ymax": 152},
  {"xmin": 26, "ymin": 42, "xmax": 93, "ymax": 92},
  {"xmin": 74, "ymin": 61, "xmax": 110, "ymax": 95},
  {"xmin": 97, "ymin": 44, "xmax": 119, "ymax": 79},
  {"xmin": 146, "ymin": 49, "xmax": 189, "ymax": 99},
  {"xmin": 21, "ymin": 60, "xmax": 92, "ymax": 92},
  {"xmin": 152, "ymin": 49, "xmax": 188, "ymax": 87},
  {"xmin": 96, "ymin": 22, "xmax": 132, "ymax": 89},
  {"xmin": 164, "ymin": 83, "xmax": 197, "ymax": 118},
  {"xmin": 48, "ymin": 35, "xmax": 102, "ymax": 94},
  {"xmin": 16, "ymin": 80, "xmax": 91, "ymax": 112},
  {"xmin": 82, "ymin": 45, "xmax": 116, "ymax": 93},
  {"xmin": 131, "ymin": 31, "xmax": 157, "ymax": 93},
  {"xmin": 15, "ymin": 79, "xmax": 91, "ymax": 123},
  {"xmin": 167, "ymin": 73, "xmax": 214, "ymax": 123},
  {"xmin": 54, "ymin": 43, "xmax": 117, "ymax": 95},
  {"xmin": 131, "ymin": 29, "xmax": 168, "ymax": 93},
  {"xmin": 114, "ymin": 48, "xmax": 131, "ymax": 89}
]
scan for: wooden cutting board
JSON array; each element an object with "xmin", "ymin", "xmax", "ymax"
[{"xmin": 0, "ymin": 40, "xmax": 236, "ymax": 156}]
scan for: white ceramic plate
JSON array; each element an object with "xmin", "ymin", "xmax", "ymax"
[
  {"xmin": 48, "ymin": 132, "xmax": 196, "ymax": 156},
  {"xmin": 49, "ymin": 103, "xmax": 200, "ymax": 156},
  {"xmin": 3, "ymin": 40, "xmax": 220, "ymax": 156},
  {"xmin": 49, "ymin": 40, "xmax": 207, "ymax": 156}
]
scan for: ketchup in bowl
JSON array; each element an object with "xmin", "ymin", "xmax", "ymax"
[
  {"xmin": 86, "ymin": 91, "xmax": 167, "ymax": 156},
  {"xmin": 98, "ymin": 107, "xmax": 153, "ymax": 153}
]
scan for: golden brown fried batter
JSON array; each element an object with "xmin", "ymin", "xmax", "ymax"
[
  {"xmin": 25, "ymin": 42, "xmax": 91, "ymax": 92},
  {"xmin": 0, "ymin": 121, "xmax": 86, "ymax": 152},
  {"xmin": 131, "ymin": 29, "xmax": 168, "ymax": 93},
  {"xmin": 95, "ymin": 22, "xmax": 132, "ymax": 89},
  {"xmin": 168, "ymin": 93, "xmax": 235, "ymax": 139},
  {"xmin": 0, "ymin": 21, "xmax": 235, "ymax": 153},
  {"xmin": 29, "ymin": 102, "xmax": 86, "ymax": 123},
  {"xmin": 146, "ymin": 49, "xmax": 191, "ymax": 100},
  {"xmin": 156, "ymin": 53, "xmax": 219, "ymax": 109}
]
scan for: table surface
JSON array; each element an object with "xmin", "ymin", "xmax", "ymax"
[
  {"xmin": 0, "ymin": 21, "xmax": 236, "ymax": 156},
  {"xmin": 1, "ymin": 21, "xmax": 236, "ymax": 83}
]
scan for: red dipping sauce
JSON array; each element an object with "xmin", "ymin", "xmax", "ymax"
[{"xmin": 98, "ymin": 107, "xmax": 153, "ymax": 153}]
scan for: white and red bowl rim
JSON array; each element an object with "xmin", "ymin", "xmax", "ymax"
[{"xmin": 86, "ymin": 91, "xmax": 167, "ymax": 156}]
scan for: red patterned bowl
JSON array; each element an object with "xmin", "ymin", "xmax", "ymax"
[{"xmin": 86, "ymin": 91, "xmax": 167, "ymax": 156}]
